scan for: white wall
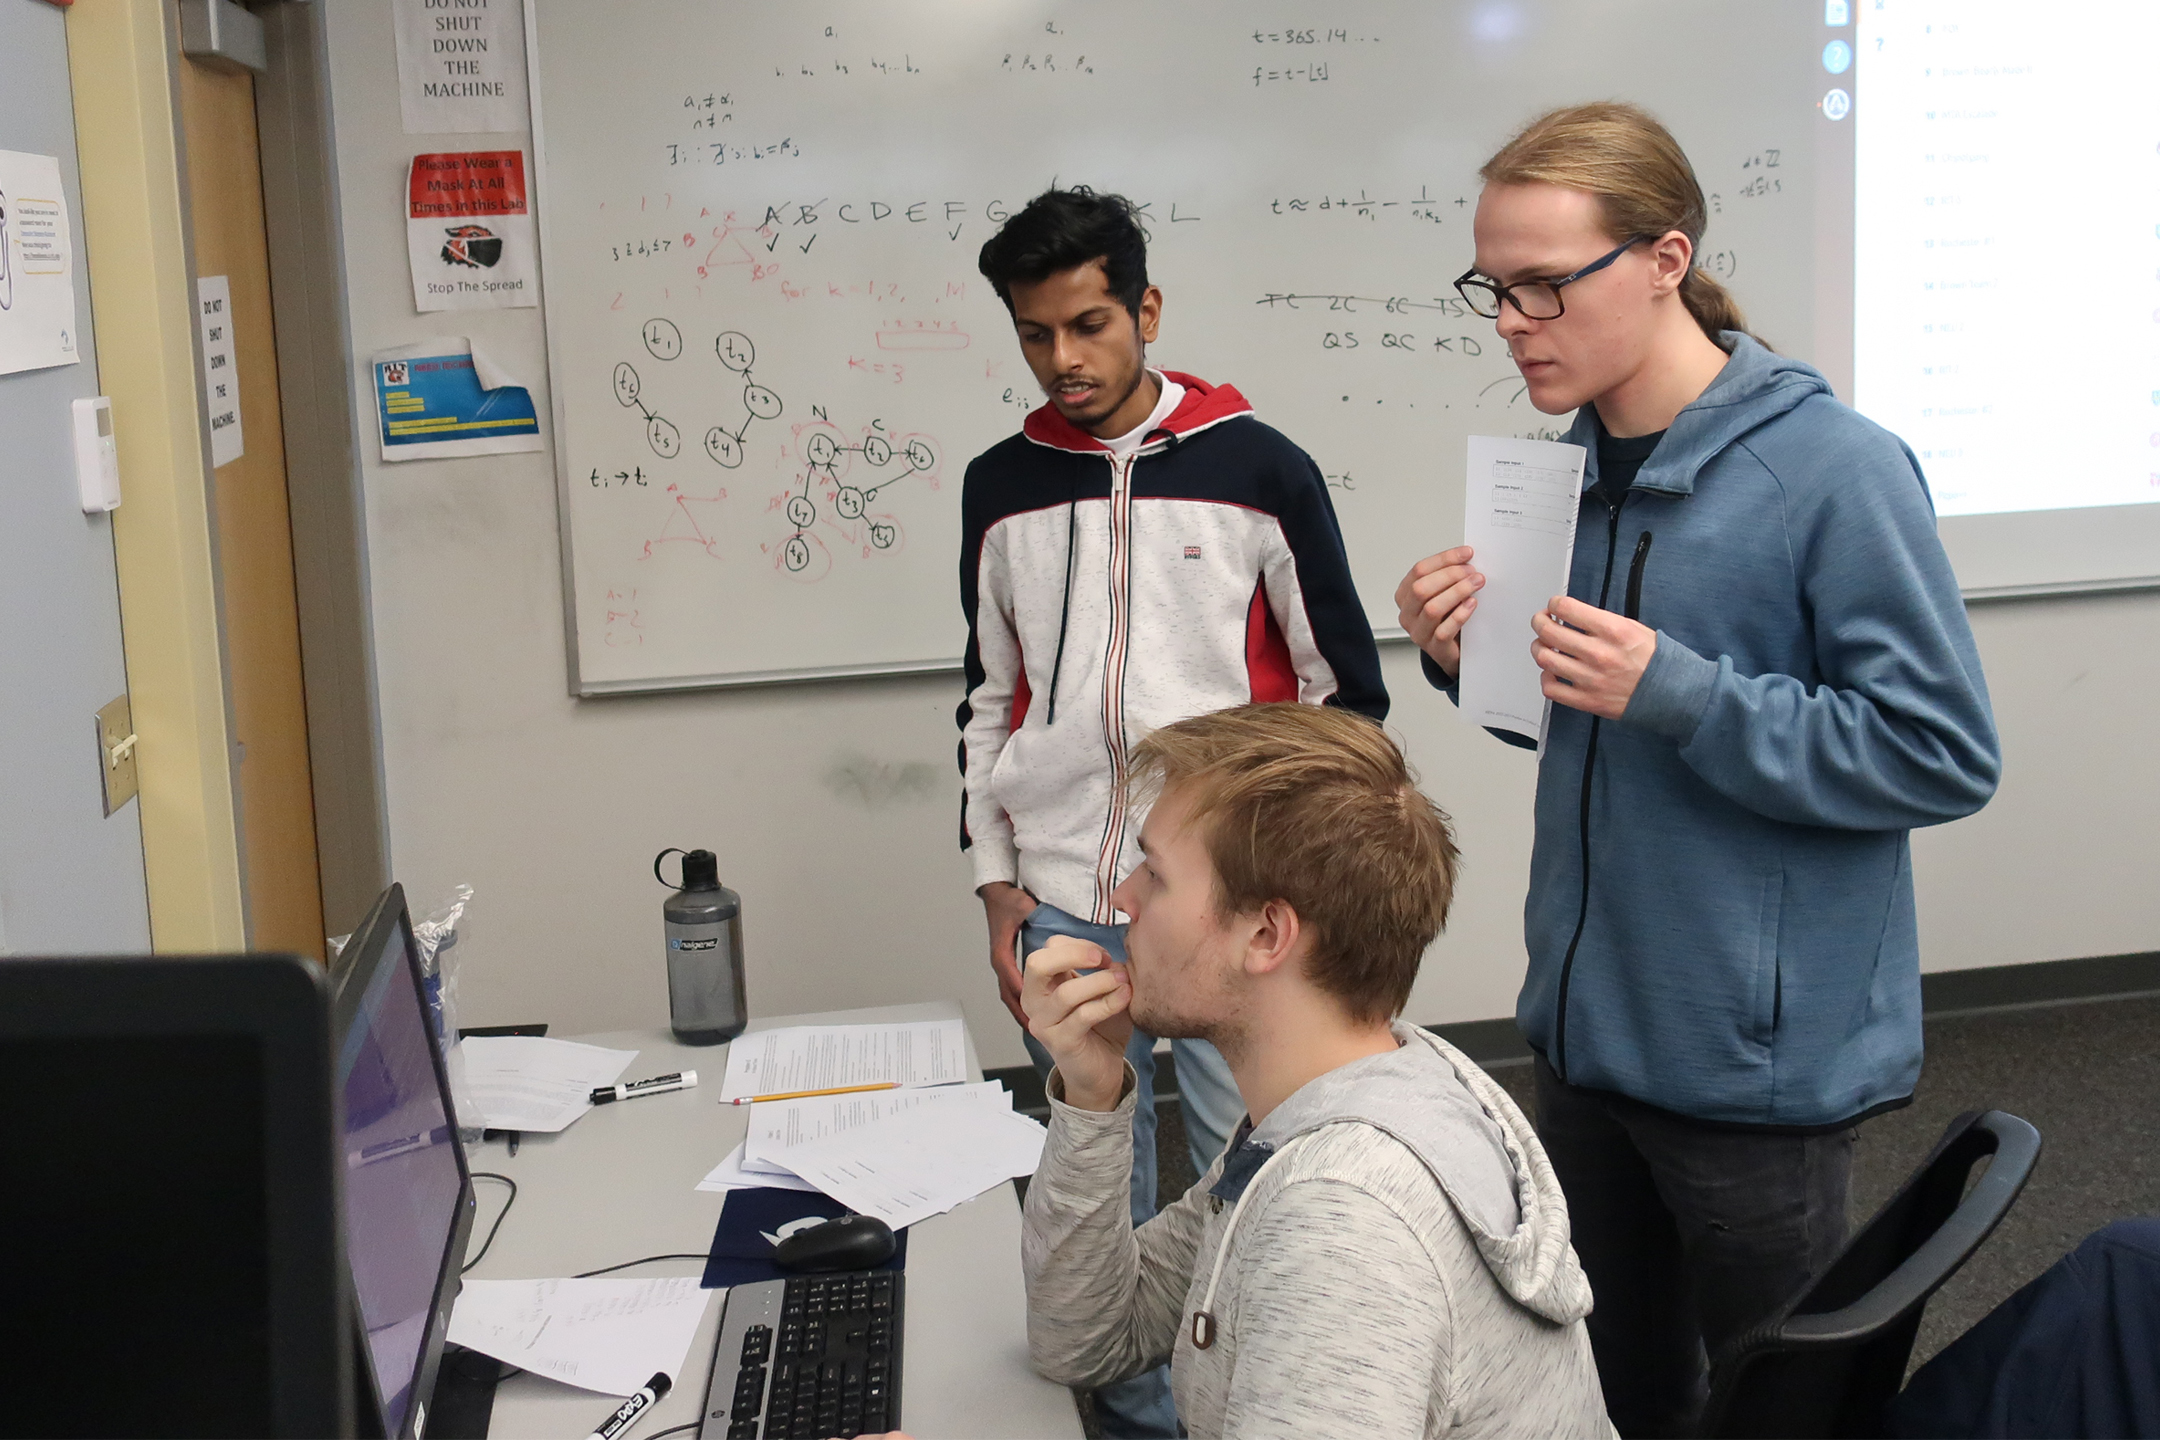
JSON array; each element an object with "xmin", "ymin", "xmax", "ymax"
[{"xmin": 326, "ymin": 7, "xmax": 2158, "ymax": 1070}]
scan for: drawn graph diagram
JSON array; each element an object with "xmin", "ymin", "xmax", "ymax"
[{"xmin": 610, "ymin": 319, "xmax": 940, "ymax": 579}]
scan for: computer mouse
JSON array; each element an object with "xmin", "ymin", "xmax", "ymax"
[{"xmin": 771, "ymin": 1213, "xmax": 896, "ymax": 1273}]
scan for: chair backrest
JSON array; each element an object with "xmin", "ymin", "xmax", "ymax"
[{"xmin": 1698, "ymin": 1109, "xmax": 2042, "ymax": 1439}]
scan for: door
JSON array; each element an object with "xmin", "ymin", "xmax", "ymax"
[
  {"xmin": 174, "ymin": 17, "xmax": 326, "ymax": 959},
  {"xmin": 0, "ymin": 0, "xmax": 152, "ymax": 953}
]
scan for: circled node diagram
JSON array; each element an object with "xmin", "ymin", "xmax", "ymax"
[
  {"xmin": 611, "ymin": 318, "xmax": 939, "ymax": 578},
  {"xmin": 615, "ymin": 320, "xmax": 780, "ymax": 466},
  {"xmin": 778, "ymin": 426, "xmax": 936, "ymax": 575}
]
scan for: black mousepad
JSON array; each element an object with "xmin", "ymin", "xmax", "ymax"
[{"xmin": 701, "ymin": 1187, "xmax": 907, "ymax": 1289}]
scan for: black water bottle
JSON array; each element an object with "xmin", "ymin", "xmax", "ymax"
[{"xmin": 656, "ymin": 847, "xmax": 747, "ymax": 1044}]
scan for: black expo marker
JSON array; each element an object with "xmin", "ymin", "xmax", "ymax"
[
  {"xmin": 589, "ymin": 1070, "xmax": 698, "ymax": 1106},
  {"xmin": 583, "ymin": 1372, "xmax": 671, "ymax": 1440}
]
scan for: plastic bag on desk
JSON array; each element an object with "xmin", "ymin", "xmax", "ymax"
[
  {"xmin": 413, "ymin": 883, "xmax": 473, "ymax": 1041},
  {"xmin": 413, "ymin": 883, "xmax": 486, "ymax": 1147}
]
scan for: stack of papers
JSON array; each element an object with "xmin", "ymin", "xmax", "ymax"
[
  {"xmin": 700, "ymin": 1022, "xmax": 1046, "ymax": 1229},
  {"xmin": 739, "ymin": 1079, "xmax": 1011, "ymax": 1174},
  {"xmin": 716, "ymin": 1017, "xmax": 969, "ymax": 1100},
  {"xmin": 446, "ymin": 1276, "xmax": 710, "ymax": 1396},
  {"xmin": 780, "ymin": 1099, "xmax": 1047, "ymax": 1231},
  {"xmin": 458, "ymin": 1036, "xmax": 637, "ymax": 1133}
]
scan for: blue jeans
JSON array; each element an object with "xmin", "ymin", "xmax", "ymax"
[{"xmin": 1019, "ymin": 904, "xmax": 1242, "ymax": 1439}]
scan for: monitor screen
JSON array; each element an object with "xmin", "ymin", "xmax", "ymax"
[
  {"xmin": 0, "ymin": 1033, "xmax": 274, "ymax": 1436},
  {"xmin": 337, "ymin": 902, "xmax": 469, "ymax": 1438},
  {"xmin": 0, "ymin": 954, "xmax": 346, "ymax": 1438}
]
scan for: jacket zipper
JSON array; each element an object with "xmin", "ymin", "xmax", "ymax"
[
  {"xmin": 1090, "ymin": 451, "xmax": 1137, "ymax": 922},
  {"xmin": 1551, "ymin": 498, "xmax": 1654, "ymax": 1083}
]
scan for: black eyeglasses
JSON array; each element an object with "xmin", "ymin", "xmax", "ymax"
[{"xmin": 1454, "ymin": 237, "xmax": 1648, "ymax": 321}]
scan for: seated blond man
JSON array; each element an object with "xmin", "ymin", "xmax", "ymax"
[{"xmin": 1019, "ymin": 703, "xmax": 1612, "ymax": 1438}]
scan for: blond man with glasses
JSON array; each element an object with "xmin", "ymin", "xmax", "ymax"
[{"xmin": 1398, "ymin": 102, "xmax": 1999, "ymax": 1436}]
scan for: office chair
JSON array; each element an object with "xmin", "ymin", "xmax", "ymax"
[{"xmin": 1697, "ymin": 1109, "xmax": 2042, "ymax": 1440}]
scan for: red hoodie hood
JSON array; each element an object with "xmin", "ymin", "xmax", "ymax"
[{"xmin": 1021, "ymin": 370, "xmax": 1254, "ymax": 455}]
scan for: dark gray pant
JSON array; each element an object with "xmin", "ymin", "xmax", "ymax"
[{"xmin": 1533, "ymin": 1056, "xmax": 1857, "ymax": 1439}]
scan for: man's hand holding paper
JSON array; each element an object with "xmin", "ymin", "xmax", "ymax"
[
  {"xmin": 1533, "ymin": 595, "xmax": 1658, "ymax": 719},
  {"xmin": 1426, "ymin": 435, "xmax": 1588, "ymax": 742},
  {"xmin": 1395, "ymin": 545, "xmax": 1486, "ymax": 679}
]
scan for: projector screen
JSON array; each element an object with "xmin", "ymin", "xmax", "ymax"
[{"xmin": 1850, "ymin": 0, "xmax": 2160, "ymax": 596}]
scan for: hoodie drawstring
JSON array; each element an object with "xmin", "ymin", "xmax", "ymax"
[
  {"xmin": 1190, "ymin": 1132, "xmax": 1315, "ymax": 1349},
  {"xmin": 1043, "ymin": 477, "xmax": 1078, "ymax": 726}
]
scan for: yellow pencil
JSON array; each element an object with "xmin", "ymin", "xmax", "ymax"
[{"xmin": 728, "ymin": 1080, "xmax": 901, "ymax": 1106}]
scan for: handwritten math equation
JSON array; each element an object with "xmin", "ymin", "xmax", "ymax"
[
  {"xmin": 1707, "ymin": 149, "xmax": 1787, "ymax": 212},
  {"xmin": 1253, "ymin": 62, "xmax": 1329, "ymax": 85},
  {"xmin": 1267, "ymin": 187, "xmax": 1466, "ymax": 223},
  {"xmin": 1250, "ymin": 27, "xmax": 1380, "ymax": 44},
  {"xmin": 1255, "ymin": 292, "xmax": 1477, "ymax": 319}
]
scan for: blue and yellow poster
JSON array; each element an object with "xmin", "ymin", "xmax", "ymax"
[{"xmin": 372, "ymin": 338, "xmax": 543, "ymax": 461}]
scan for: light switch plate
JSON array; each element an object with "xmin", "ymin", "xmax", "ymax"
[{"xmin": 96, "ymin": 695, "xmax": 138, "ymax": 817}]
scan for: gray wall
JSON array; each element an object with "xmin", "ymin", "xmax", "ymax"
[
  {"xmin": 322, "ymin": 3, "xmax": 2159, "ymax": 1068},
  {"xmin": 0, "ymin": 0, "xmax": 152, "ymax": 954}
]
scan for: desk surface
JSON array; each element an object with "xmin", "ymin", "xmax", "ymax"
[{"xmin": 465, "ymin": 1001, "xmax": 1082, "ymax": 1440}]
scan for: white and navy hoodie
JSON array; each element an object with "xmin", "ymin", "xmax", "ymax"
[{"xmin": 958, "ymin": 370, "xmax": 1388, "ymax": 923}]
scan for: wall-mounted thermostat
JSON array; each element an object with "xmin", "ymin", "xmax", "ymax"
[{"xmin": 72, "ymin": 396, "xmax": 121, "ymax": 513}]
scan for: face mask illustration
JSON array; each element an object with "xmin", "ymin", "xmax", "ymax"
[{"xmin": 440, "ymin": 224, "xmax": 503, "ymax": 269}]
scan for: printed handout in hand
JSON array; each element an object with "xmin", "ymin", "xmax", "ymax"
[{"xmin": 1457, "ymin": 435, "xmax": 1587, "ymax": 745}]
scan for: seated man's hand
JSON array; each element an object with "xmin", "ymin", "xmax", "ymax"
[{"xmin": 1020, "ymin": 935, "xmax": 1133, "ymax": 1113}]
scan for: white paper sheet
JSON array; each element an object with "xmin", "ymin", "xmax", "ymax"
[
  {"xmin": 1457, "ymin": 435, "xmax": 1588, "ymax": 743},
  {"xmin": 392, "ymin": 0, "xmax": 529, "ymax": 134},
  {"xmin": 457, "ymin": 1036, "xmax": 637, "ymax": 1133},
  {"xmin": 775, "ymin": 1102, "xmax": 1048, "ymax": 1231},
  {"xmin": 0, "ymin": 150, "xmax": 80, "ymax": 376},
  {"xmin": 194, "ymin": 276, "xmax": 243, "ymax": 468},
  {"xmin": 446, "ymin": 1277, "xmax": 709, "ymax": 1397},
  {"xmin": 717, "ymin": 1019, "xmax": 968, "ymax": 1101},
  {"xmin": 694, "ymin": 1141, "xmax": 821, "ymax": 1194},
  {"xmin": 740, "ymin": 1081, "xmax": 1008, "ymax": 1175}
]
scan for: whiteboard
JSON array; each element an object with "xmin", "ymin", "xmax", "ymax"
[{"xmin": 527, "ymin": 0, "xmax": 1825, "ymax": 693}]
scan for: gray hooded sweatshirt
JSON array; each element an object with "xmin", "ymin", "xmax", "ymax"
[{"xmin": 1022, "ymin": 1023, "xmax": 1613, "ymax": 1438}]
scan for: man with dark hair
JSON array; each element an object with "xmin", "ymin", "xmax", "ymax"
[
  {"xmin": 1019, "ymin": 703, "xmax": 1611, "ymax": 1440},
  {"xmin": 959, "ymin": 187, "xmax": 1387, "ymax": 1436}
]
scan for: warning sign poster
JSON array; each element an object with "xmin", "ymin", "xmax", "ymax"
[{"xmin": 406, "ymin": 150, "xmax": 537, "ymax": 312}]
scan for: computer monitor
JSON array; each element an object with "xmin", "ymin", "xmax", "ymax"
[
  {"xmin": 331, "ymin": 885, "xmax": 476, "ymax": 1440},
  {"xmin": 0, "ymin": 953, "xmax": 350, "ymax": 1438}
]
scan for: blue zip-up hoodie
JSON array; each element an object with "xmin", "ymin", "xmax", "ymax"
[{"xmin": 1429, "ymin": 334, "xmax": 2000, "ymax": 1128}]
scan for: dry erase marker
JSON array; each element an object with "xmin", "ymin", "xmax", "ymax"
[
  {"xmin": 584, "ymin": 1372, "xmax": 670, "ymax": 1440},
  {"xmin": 589, "ymin": 1070, "xmax": 698, "ymax": 1105}
]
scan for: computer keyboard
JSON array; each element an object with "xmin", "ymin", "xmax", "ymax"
[{"xmin": 696, "ymin": 1272, "xmax": 903, "ymax": 1439}]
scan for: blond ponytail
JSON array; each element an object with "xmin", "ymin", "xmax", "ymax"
[
  {"xmin": 1480, "ymin": 101, "xmax": 1760, "ymax": 347},
  {"xmin": 1679, "ymin": 268, "xmax": 1749, "ymax": 341}
]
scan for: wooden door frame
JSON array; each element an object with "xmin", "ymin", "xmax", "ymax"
[
  {"xmin": 67, "ymin": 0, "xmax": 246, "ymax": 951},
  {"xmin": 255, "ymin": 0, "xmax": 392, "ymax": 941}
]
